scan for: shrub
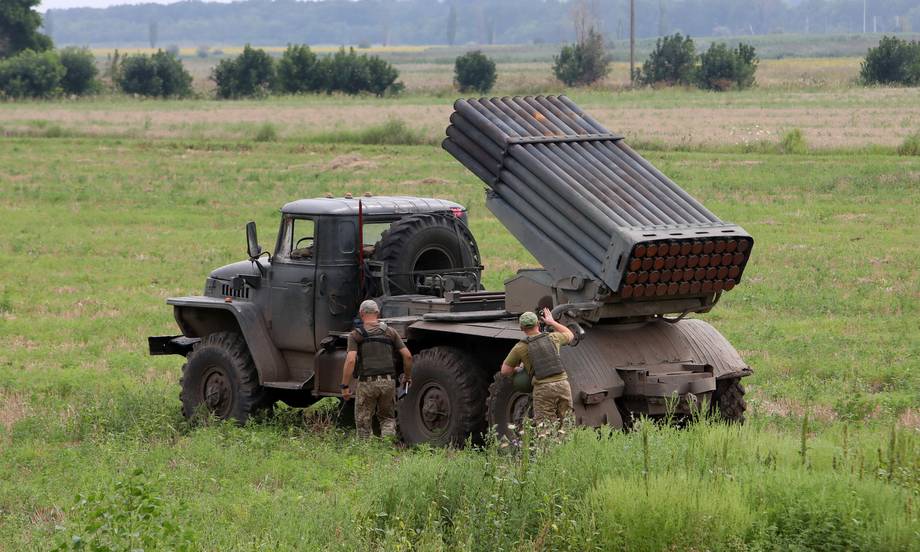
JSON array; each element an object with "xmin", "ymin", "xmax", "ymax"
[
  {"xmin": 780, "ymin": 128, "xmax": 807, "ymax": 154},
  {"xmin": 859, "ymin": 36, "xmax": 920, "ymax": 86},
  {"xmin": 898, "ymin": 131, "xmax": 920, "ymax": 156},
  {"xmin": 319, "ymin": 47, "xmax": 401, "ymax": 96},
  {"xmin": 553, "ymin": 28, "xmax": 610, "ymax": 86},
  {"xmin": 211, "ymin": 44, "xmax": 275, "ymax": 99},
  {"xmin": 454, "ymin": 50, "xmax": 497, "ymax": 94},
  {"xmin": 276, "ymin": 44, "xmax": 322, "ymax": 94},
  {"xmin": 253, "ymin": 122, "xmax": 278, "ymax": 142},
  {"xmin": 58, "ymin": 47, "xmax": 99, "ymax": 95},
  {"xmin": 117, "ymin": 50, "xmax": 192, "ymax": 98},
  {"xmin": 638, "ymin": 33, "xmax": 696, "ymax": 86},
  {"xmin": 697, "ymin": 41, "xmax": 758, "ymax": 91},
  {"xmin": 196, "ymin": 45, "xmax": 210, "ymax": 58},
  {"xmin": 0, "ymin": 49, "xmax": 64, "ymax": 98}
]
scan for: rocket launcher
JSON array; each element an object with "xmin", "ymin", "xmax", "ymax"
[{"xmin": 442, "ymin": 95, "xmax": 753, "ymax": 312}]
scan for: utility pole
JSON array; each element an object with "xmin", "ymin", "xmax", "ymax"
[
  {"xmin": 629, "ymin": 0, "xmax": 635, "ymax": 84},
  {"xmin": 862, "ymin": 0, "xmax": 867, "ymax": 33}
]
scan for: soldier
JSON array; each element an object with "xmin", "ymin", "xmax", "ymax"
[
  {"xmin": 500, "ymin": 307, "xmax": 575, "ymax": 425},
  {"xmin": 341, "ymin": 299, "xmax": 413, "ymax": 439}
]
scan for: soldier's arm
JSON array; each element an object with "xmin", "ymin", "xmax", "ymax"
[
  {"xmin": 542, "ymin": 307, "xmax": 574, "ymax": 343},
  {"xmin": 341, "ymin": 351, "xmax": 358, "ymax": 399},
  {"xmin": 399, "ymin": 346, "xmax": 413, "ymax": 382},
  {"xmin": 500, "ymin": 346, "xmax": 522, "ymax": 376}
]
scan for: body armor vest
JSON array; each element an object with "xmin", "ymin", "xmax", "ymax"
[
  {"xmin": 523, "ymin": 332, "xmax": 566, "ymax": 380},
  {"xmin": 355, "ymin": 326, "xmax": 396, "ymax": 377}
]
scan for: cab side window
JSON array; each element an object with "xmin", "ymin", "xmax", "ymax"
[{"xmin": 290, "ymin": 218, "xmax": 316, "ymax": 261}]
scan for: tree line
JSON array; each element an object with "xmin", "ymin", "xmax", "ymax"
[{"xmin": 44, "ymin": 0, "xmax": 920, "ymax": 48}]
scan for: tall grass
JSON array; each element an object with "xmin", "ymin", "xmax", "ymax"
[{"xmin": 309, "ymin": 118, "xmax": 436, "ymax": 145}]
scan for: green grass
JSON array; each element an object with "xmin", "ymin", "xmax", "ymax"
[{"xmin": 0, "ymin": 132, "xmax": 918, "ymax": 549}]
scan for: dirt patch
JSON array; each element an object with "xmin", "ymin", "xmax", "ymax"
[
  {"xmin": 756, "ymin": 398, "xmax": 837, "ymax": 422},
  {"xmin": 898, "ymin": 408, "xmax": 920, "ymax": 430},
  {"xmin": 399, "ymin": 177, "xmax": 452, "ymax": 187},
  {"xmin": 0, "ymin": 391, "xmax": 31, "ymax": 432},
  {"xmin": 324, "ymin": 154, "xmax": 379, "ymax": 172}
]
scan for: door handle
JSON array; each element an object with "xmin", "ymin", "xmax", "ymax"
[{"xmin": 318, "ymin": 273, "xmax": 327, "ymax": 294}]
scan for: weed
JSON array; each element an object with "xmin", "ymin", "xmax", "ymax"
[
  {"xmin": 312, "ymin": 118, "xmax": 434, "ymax": 146},
  {"xmin": 780, "ymin": 127, "xmax": 808, "ymax": 154},
  {"xmin": 897, "ymin": 131, "xmax": 920, "ymax": 156},
  {"xmin": 253, "ymin": 122, "xmax": 278, "ymax": 142}
]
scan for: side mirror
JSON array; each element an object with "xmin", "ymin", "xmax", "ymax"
[{"xmin": 246, "ymin": 221, "xmax": 262, "ymax": 259}]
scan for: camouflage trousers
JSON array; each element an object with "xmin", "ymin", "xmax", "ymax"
[
  {"xmin": 532, "ymin": 379, "xmax": 573, "ymax": 425},
  {"xmin": 355, "ymin": 379, "xmax": 397, "ymax": 438}
]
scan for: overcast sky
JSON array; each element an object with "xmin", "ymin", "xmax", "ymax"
[{"xmin": 41, "ymin": 0, "xmax": 232, "ymax": 10}]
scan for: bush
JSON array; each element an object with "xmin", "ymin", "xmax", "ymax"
[
  {"xmin": 697, "ymin": 41, "xmax": 758, "ymax": 91},
  {"xmin": 58, "ymin": 47, "xmax": 99, "ymax": 95},
  {"xmin": 0, "ymin": 49, "xmax": 64, "ymax": 99},
  {"xmin": 276, "ymin": 44, "xmax": 322, "ymax": 94},
  {"xmin": 454, "ymin": 50, "xmax": 497, "ymax": 94},
  {"xmin": 253, "ymin": 122, "xmax": 278, "ymax": 142},
  {"xmin": 780, "ymin": 128, "xmax": 807, "ymax": 154},
  {"xmin": 898, "ymin": 131, "xmax": 920, "ymax": 156},
  {"xmin": 320, "ymin": 47, "xmax": 401, "ymax": 96},
  {"xmin": 117, "ymin": 50, "xmax": 192, "ymax": 98},
  {"xmin": 211, "ymin": 44, "xmax": 275, "ymax": 99},
  {"xmin": 859, "ymin": 36, "xmax": 920, "ymax": 86},
  {"xmin": 553, "ymin": 28, "xmax": 610, "ymax": 86},
  {"xmin": 639, "ymin": 33, "xmax": 696, "ymax": 86}
]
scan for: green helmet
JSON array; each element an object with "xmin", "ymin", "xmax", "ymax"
[{"xmin": 512, "ymin": 369, "xmax": 533, "ymax": 393}]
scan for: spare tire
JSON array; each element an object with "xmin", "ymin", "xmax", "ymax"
[{"xmin": 373, "ymin": 213, "xmax": 480, "ymax": 295}]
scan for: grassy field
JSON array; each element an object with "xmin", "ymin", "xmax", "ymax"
[{"xmin": 1, "ymin": 98, "xmax": 918, "ymax": 548}]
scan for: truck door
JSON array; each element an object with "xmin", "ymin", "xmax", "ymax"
[
  {"xmin": 314, "ymin": 216, "xmax": 361, "ymax": 344},
  {"xmin": 270, "ymin": 216, "xmax": 316, "ymax": 352}
]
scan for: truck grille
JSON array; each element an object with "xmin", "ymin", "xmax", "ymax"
[{"xmin": 221, "ymin": 284, "xmax": 249, "ymax": 299}]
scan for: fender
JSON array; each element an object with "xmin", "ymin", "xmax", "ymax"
[{"xmin": 167, "ymin": 296, "xmax": 288, "ymax": 384}]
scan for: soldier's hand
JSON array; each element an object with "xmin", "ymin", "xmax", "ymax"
[
  {"xmin": 342, "ymin": 387, "xmax": 352, "ymax": 401},
  {"xmin": 541, "ymin": 307, "xmax": 555, "ymax": 324}
]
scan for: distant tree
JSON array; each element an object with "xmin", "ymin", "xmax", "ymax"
[
  {"xmin": 316, "ymin": 47, "xmax": 401, "ymax": 96},
  {"xmin": 454, "ymin": 50, "xmax": 496, "ymax": 94},
  {"xmin": 42, "ymin": 8, "xmax": 53, "ymax": 41},
  {"xmin": 696, "ymin": 42, "xmax": 758, "ymax": 91},
  {"xmin": 148, "ymin": 20, "xmax": 157, "ymax": 49},
  {"xmin": 276, "ymin": 44, "xmax": 321, "ymax": 94},
  {"xmin": 212, "ymin": 44, "xmax": 275, "ymax": 99},
  {"xmin": 0, "ymin": 0, "xmax": 53, "ymax": 58},
  {"xmin": 553, "ymin": 28, "xmax": 609, "ymax": 86},
  {"xmin": 117, "ymin": 50, "xmax": 192, "ymax": 97},
  {"xmin": 59, "ymin": 46, "xmax": 99, "ymax": 95},
  {"xmin": 446, "ymin": 4, "xmax": 457, "ymax": 46},
  {"xmin": 638, "ymin": 33, "xmax": 696, "ymax": 86},
  {"xmin": 859, "ymin": 36, "xmax": 920, "ymax": 86},
  {"xmin": 365, "ymin": 54, "xmax": 401, "ymax": 96},
  {"xmin": 0, "ymin": 49, "xmax": 64, "ymax": 98}
]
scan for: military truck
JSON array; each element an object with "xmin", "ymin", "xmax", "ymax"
[{"xmin": 149, "ymin": 96, "xmax": 753, "ymax": 445}]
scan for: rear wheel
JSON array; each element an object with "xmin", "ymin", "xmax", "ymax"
[
  {"xmin": 486, "ymin": 373, "xmax": 533, "ymax": 439},
  {"xmin": 180, "ymin": 332, "xmax": 270, "ymax": 423},
  {"xmin": 713, "ymin": 378, "xmax": 746, "ymax": 423},
  {"xmin": 397, "ymin": 346, "xmax": 487, "ymax": 446}
]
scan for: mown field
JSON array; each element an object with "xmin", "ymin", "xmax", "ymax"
[{"xmin": 1, "ymin": 58, "xmax": 919, "ymax": 549}]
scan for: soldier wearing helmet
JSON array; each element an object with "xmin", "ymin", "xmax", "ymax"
[
  {"xmin": 341, "ymin": 299, "xmax": 413, "ymax": 439},
  {"xmin": 500, "ymin": 307, "xmax": 575, "ymax": 425}
]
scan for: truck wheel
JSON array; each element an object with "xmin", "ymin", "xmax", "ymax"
[
  {"xmin": 180, "ymin": 332, "xmax": 269, "ymax": 423},
  {"xmin": 397, "ymin": 346, "xmax": 486, "ymax": 446},
  {"xmin": 713, "ymin": 378, "xmax": 746, "ymax": 423},
  {"xmin": 374, "ymin": 214, "xmax": 480, "ymax": 295},
  {"xmin": 486, "ymin": 372, "xmax": 533, "ymax": 439}
]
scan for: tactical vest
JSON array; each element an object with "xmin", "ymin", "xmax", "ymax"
[
  {"xmin": 355, "ymin": 326, "xmax": 396, "ymax": 377},
  {"xmin": 523, "ymin": 332, "xmax": 566, "ymax": 380}
]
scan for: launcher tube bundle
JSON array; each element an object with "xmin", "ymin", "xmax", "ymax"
[{"xmin": 442, "ymin": 95, "xmax": 753, "ymax": 311}]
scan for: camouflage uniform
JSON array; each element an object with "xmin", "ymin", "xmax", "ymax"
[
  {"xmin": 347, "ymin": 323, "xmax": 404, "ymax": 438},
  {"xmin": 502, "ymin": 331, "xmax": 573, "ymax": 424}
]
